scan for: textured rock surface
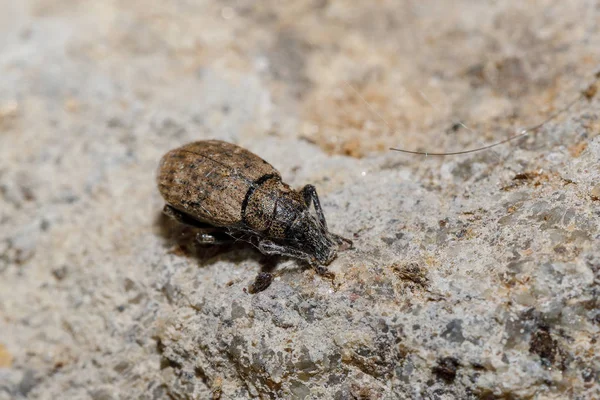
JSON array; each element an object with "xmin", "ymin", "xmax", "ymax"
[{"xmin": 1, "ymin": 1, "xmax": 599, "ymax": 399}]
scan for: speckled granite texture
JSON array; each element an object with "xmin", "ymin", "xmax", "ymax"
[{"xmin": 1, "ymin": 1, "xmax": 599, "ymax": 399}]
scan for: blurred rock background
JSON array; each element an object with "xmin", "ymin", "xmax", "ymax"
[{"xmin": 0, "ymin": 1, "xmax": 599, "ymax": 399}]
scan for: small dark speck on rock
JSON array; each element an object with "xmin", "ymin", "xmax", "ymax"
[
  {"xmin": 432, "ymin": 357, "xmax": 460, "ymax": 383},
  {"xmin": 590, "ymin": 184, "xmax": 600, "ymax": 200},
  {"xmin": 327, "ymin": 374, "xmax": 344, "ymax": 386},
  {"xmin": 382, "ymin": 233, "xmax": 404, "ymax": 244},
  {"xmin": 40, "ymin": 219, "xmax": 50, "ymax": 231},
  {"xmin": 392, "ymin": 263, "xmax": 428, "ymax": 286},
  {"xmin": 113, "ymin": 361, "xmax": 130, "ymax": 374},
  {"xmin": 581, "ymin": 366, "xmax": 596, "ymax": 383},
  {"xmin": 455, "ymin": 229, "xmax": 467, "ymax": 239},
  {"xmin": 107, "ymin": 117, "xmax": 126, "ymax": 129},
  {"xmin": 471, "ymin": 363, "xmax": 486, "ymax": 370},
  {"xmin": 161, "ymin": 282, "xmax": 176, "ymax": 303},
  {"xmin": 553, "ymin": 245, "xmax": 567, "ymax": 254},
  {"xmin": 380, "ymin": 236, "xmax": 396, "ymax": 245},
  {"xmin": 529, "ymin": 328, "xmax": 558, "ymax": 365},
  {"xmin": 441, "ymin": 320, "xmax": 465, "ymax": 344},
  {"xmin": 448, "ymin": 122, "xmax": 462, "ymax": 133},
  {"xmin": 52, "ymin": 265, "xmax": 68, "ymax": 280}
]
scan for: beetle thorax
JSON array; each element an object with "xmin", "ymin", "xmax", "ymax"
[{"xmin": 243, "ymin": 176, "xmax": 305, "ymax": 237}]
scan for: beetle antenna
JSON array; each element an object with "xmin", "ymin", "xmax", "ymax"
[
  {"xmin": 309, "ymin": 29, "xmax": 598, "ymax": 157},
  {"xmin": 389, "ymin": 74, "xmax": 599, "ymax": 156}
]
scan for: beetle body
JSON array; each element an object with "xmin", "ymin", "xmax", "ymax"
[{"xmin": 157, "ymin": 140, "xmax": 351, "ymax": 268}]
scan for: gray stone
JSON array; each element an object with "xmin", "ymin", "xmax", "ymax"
[{"xmin": 1, "ymin": 1, "xmax": 599, "ymax": 399}]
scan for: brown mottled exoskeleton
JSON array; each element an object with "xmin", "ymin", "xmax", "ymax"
[{"xmin": 157, "ymin": 140, "xmax": 352, "ymax": 273}]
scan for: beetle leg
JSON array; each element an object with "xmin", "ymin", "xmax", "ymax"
[
  {"xmin": 163, "ymin": 204, "xmax": 214, "ymax": 229},
  {"xmin": 330, "ymin": 233, "xmax": 354, "ymax": 250},
  {"xmin": 255, "ymin": 239, "xmax": 333, "ymax": 276},
  {"xmin": 257, "ymin": 239, "xmax": 317, "ymax": 265},
  {"xmin": 301, "ymin": 185, "xmax": 328, "ymax": 230}
]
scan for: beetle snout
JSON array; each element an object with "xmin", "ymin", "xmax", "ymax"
[{"xmin": 315, "ymin": 238, "xmax": 338, "ymax": 265}]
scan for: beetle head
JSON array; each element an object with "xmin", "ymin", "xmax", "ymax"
[{"xmin": 286, "ymin": 212, "xmax": 338, "ymax": 265}]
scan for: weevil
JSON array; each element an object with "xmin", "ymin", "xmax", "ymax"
[{"xmin": 157, "ymin": 140, "xmax": 352, "ymax": 274}]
